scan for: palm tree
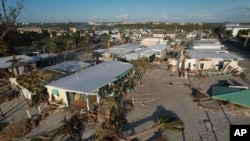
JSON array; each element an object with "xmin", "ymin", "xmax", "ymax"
[
  {"xmin": 119, "ymin": 29, "xmax": 126, "ymax": 44},
  {"xmin": 138, "ymin": 57, "xmax": 151, "ymax": 74},
  {"xmin": 195, "ymin": 70, "xmax": 206, "ymax": 92},
  {"xmin": 128, "ymin": 31, "xmax": 133, "ymax": 43},
  {"xmin": 79, "ymin": 33, "xmax": 92, "ymax": 59},
  {"xmin": 58, "ymin": 115, "xmax": 85, "ymax": 141},
  {"xmin": 92, "ymin": 51, "xmax": 102, "ymax": 63},
  {"xmin": 63, "ymin": 37, "xmax": 75, "ymax": 61},
  {"xmin": 32, "ymin": 40, "xmax": 42, "ymax": 53},
  {"xmin": 102, "ymin": 33, "xmax": 111, "ymax": 48},
  {"xmin": 94, "ymin": 97, "xmax": 118, "ymax": 140},
  {"xmin": 42, "ymin": 37, "xmax": 60, "ymax": 64},
  {"xmin": 179, "ymin": 51, "xmax": 189, "ymax": 77},
  {"xmin": 6, "ymin": 54, "xmax": 23, "ymax": 76},
  {"xmin": 126, "ymin": 116, "xmax": 184, "ymax": 140},
  {"xmin": 130, "ymin": 57, "xmax": 150, "ymax": 84}
]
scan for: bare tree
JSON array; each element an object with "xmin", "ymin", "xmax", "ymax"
[{"xmin": 0, "ymin": 0, "xmax": 24, "ymax": 56}]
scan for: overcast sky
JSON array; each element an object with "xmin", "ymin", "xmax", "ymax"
[{"xmin": 9, "ymin": 0, "xmax": 250, "ymax": 23}]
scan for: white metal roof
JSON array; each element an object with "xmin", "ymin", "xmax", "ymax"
[
  {"xmin": 141, "ymin": 50, "xmax": 157, "ymax": 57},
  {"xmin": 31, "ymin": 53, "xmax": 57, "ymax": 61},
  {"xmin": 189, "ymin": 51, "xmax": 243, "ymax": 60},
  {"xmin": 49, "ymin": 61, "xmax": 91, "ymax": 73},
  {"xmin": 46, "ymin": 61, "xmax": 133, "ymax": 93},
  {"xmin": 148, "ymin": 44, "xmax": 168, "ymax": 51},
  {"xmin": 114, "ymin": 43, "xmax": 141, "ymax": 50},
  {"xmin": 97, "ymin": 44, "xmax": 142, "ymax": 58},
  {"xmin": 141, "ymin": 38, "xmax": 164, "ymax": 41}
]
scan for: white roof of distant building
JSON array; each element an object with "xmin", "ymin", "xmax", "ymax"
[
  {"xmin": 94, "ymin": 49, "xmax": 107, "ymax": 54},
  {"xmin": 194, "ymin": 39, "xmax": 221, "ymax": 44},
  {"xmin": 46, "ymin": 61, "xmax": 133, "ymax": 93},
  {"xmin": 148, "ymin": 44, "xmax": 168, "ymax": 51},
  {"xmin": 98, "ymin": 44, "xmax": 142, "ymax": 58},
  {"xmin": 49, "ymin": 61, "xmax": 91, "ymax": 73},
  {"xmin": 141, "ymin": 50, "xmax": 157, "ymax": 57},
  {"xmin": 188, "ymin": 50, "xmax": 228, "ymax": 53},
  {"xmin": 141, "ymin": 38, "xmax": 165, "ymax": 41},
  {"xmin": 189, "ymin": 51, "xmax": 243, "ymax": 60},
  {"xmin": 114, "ymin": 43, "xmax": 141, "ymax": 50},
  {"xmin": 130, "ymin": 48, "xmax": 150, "ymax": 55},
  {"xmin": 31, "ymin": 53, "xmax": 57, "ymax": 61}
]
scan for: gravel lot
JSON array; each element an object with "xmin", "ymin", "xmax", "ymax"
[{"xmin": 124, "ymin": 62, "xmax": 250, "ymax": 141}]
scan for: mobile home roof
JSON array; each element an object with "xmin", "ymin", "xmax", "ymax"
[{"xmin": 46, "ymin": 61, "xmax": 133, "ymax": 93}]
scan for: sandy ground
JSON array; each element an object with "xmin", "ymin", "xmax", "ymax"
[
  {"xmin": 121, "ymin": 42, "xmax": 250, "ymax": 141},
  {"xmin": 123, "ymin": 62, "xmax": 250, "ymax": 141},
  {"xmin": 0, "ymin": 96, "xmax": 43, "ymax": 125}
]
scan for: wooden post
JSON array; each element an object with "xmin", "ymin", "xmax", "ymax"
[
  {"xmin": 87, "ymin": 96, "xmax": 89, "ymax": 110},
  {"xmin": 38, "ymin": 106, "xmax": 41, "ymax": 114},
  {"xmin": 0, "ymin": 108, "xmax": 4, "ymax": 117},
  {"xmin": 26, "ymin": 110, "xmax": 31, "ymax": 119}
]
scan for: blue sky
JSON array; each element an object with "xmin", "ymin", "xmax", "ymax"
[{"xmin": 8, "ymin": 0, "xmax": 250, "ymax": 23}]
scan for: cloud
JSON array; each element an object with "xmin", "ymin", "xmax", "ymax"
[
  {"xmin": 235, "ymin": 7, "xmax": 250, "ymax": 11},
  {"xmin": 88, "ymin": 15, "xmax": 103, "ymax": 19},
  {"xmin": 115, "ymin": 14, "xmax": 129, "ymax": 19},
  {"xmin": 187, "ymin": 13, "xmax": 224, "ymax": 19},
  {"xmin": 160, "ymin": 14, "xmax": 168, "ymax": 19}
]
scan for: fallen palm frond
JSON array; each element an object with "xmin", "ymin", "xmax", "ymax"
[
  {"xmin": 126, "ymin": 116, "xmax": 184, "ymax": 140},
  {"xmin": 56, "ymin": 114, "xmax": 87, "ymax": 141}
]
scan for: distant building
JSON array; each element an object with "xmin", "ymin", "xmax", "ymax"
[
  {"xmin": 187, "ymin": 39, "xmax": 225, "ymax": 50},
  {"xmin": 125, "ymin": 48, "xmax": 156, "ymax": 62},
  {"xmin": 44, "ymin": 27, "xmax": 66, "ymax": 37},
  {"xmin": 125, "ymin": 44, "xmax": 169, "ymax": 61},
  {"xmin": 151, "ymin": 29, "xmax": 166, "ymax": 38},
  {"xmin": 225, "ymin": 23, "xmax": 250, "ymax": 37},
  {"xmin": 185, "ymin": 50, "xmax": 243, "ymax": 71},
  {"xmin": 148, "ymin": 45, "xmax": 168, "ymax": 59},
  {"xmin": 96, "ymin": 44, "xmax": 142, "ymax": 61},
  {"xmin": 17, "ymin": 26, "xmax": 42, "ymax": 34},
  {"xmin": 140, "ymin": 38, "xmax": 167, "ymax": 46},
  {"xmin": 151, "ymin": 29, "xmax": 176, "ymax": 39}
]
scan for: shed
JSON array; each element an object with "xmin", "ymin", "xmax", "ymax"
[{"xmin": 212, "ymin": 86, "xmax": 250, "ymax": 108}]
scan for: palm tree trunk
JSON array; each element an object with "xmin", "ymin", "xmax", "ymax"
[
  {"xmin": 64, "ymin": 46, "xmax": 68, "ymax": 62},
  {"xmin": 126, "ymin": 125, "xmax": 161, "ymax": 140}
]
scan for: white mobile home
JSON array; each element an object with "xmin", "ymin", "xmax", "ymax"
[
  {"xmin": 185, "ymin": 51, "xmax": 243, "ymax": 71},
  {"xmin": 148, "ymin": 45, "xmax": 168, "ymax": 59},
  {"xmin": 95, "ymin": 44, "xmax": 142, "ymax": 61},
  {"xmin": 45, "ymin": 61, "xmax": 133, "ymax": 110},
  {"xmin": 140, "ymin": 38, "xmax": 167, "ymax": 46}
]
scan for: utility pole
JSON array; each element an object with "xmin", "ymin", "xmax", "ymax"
[
  {"xmin": 108, "ymin": 39, "xmax": 110, "ymax": 49},
  {"xmin": 244, "ymin": 31, "xmax": 250, "ymax": 48}
]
